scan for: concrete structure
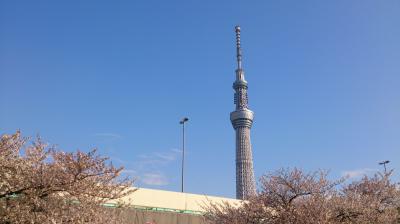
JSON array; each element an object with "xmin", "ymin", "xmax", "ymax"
[
  {"xmin": 230, "ymin": 26, "xmax": 256, "ymax": 199},
  {"xmin": 113, "ymin": 188, "xmax": 241, "ymax": 213},
  {"xmin": 107, "ymin": 188, "xmax": 242, "ymax": 224}
]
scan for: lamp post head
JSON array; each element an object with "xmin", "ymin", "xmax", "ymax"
[
  {"xmin": 379, "ymin": 160, "xmax": 390, "ymax": 165},
  {"xmin": 180, "ymin": 117, "xmax": 189, "ymax": 124}
]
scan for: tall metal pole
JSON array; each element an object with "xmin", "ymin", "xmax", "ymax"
[
  {"xmin": 180, "ymin": 117, "xmax": 189, "ymax": 193},
  {"xmin": 379, "ymin": 160, "xmax": 390, "ymax": 173},
  {"xmin": 181, "ymin": 122, "xmax": 185, "ymax": 193}
]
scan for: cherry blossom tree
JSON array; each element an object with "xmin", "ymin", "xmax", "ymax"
[
  {"xmin": 205, "ymin": 168, "xmax": 400, "ymax": 224},
  {"xmin": 0, "ymin": 131, "xmax": 135, "ymax": 224}
]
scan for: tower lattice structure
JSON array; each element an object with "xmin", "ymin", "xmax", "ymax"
[{"xmin": 230, "ymin": 26, "xmax": 256, "ymax": 200}]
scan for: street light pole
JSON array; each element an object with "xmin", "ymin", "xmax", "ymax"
[
  {"xmin": 179, "ymin": 117, "xmax": 189, "ymax": 193},
  {"xmin": 379, "ymin": 160, "xmax": 390, "ymax": 173}
]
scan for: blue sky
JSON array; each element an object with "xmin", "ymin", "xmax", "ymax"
[{"xmin": 1, "ymin": 0, "xmax": 399, "ymax": 198}]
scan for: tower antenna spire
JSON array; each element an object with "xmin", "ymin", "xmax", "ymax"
[{"xmin": 235, "ymin": 25, "xmax": 242, "ymax": 70}]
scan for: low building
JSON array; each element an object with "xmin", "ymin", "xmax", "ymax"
[{"xmin": 107, "ymin": 188, "xmax": 241, "ymax": 224}]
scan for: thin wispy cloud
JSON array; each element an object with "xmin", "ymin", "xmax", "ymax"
[
  {"xmin": 171, "ymin": 148, "xmax": 182, "ymax": 153},
  {"xmin": 342, "ymin": 168, "xmax": 378, "ymax": 179},
  {"xmin": 154, "ymin": 152, "xmax": 176, "ymax": 161},
  {"xmin": 141, "ymin": 173, "xmax": 169, "ymax": 186},
  {"xmin": 132, "ymin": 148, "xmax": 182, "ymax": 187},
  {"xmin": 136, "ymin": 149, "xmax": 181, "ymax": 168}
]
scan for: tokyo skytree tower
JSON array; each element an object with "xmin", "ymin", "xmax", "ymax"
[{"xmin": 230, "ymin": 26, "xmax": 256, "ymax": 200}]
